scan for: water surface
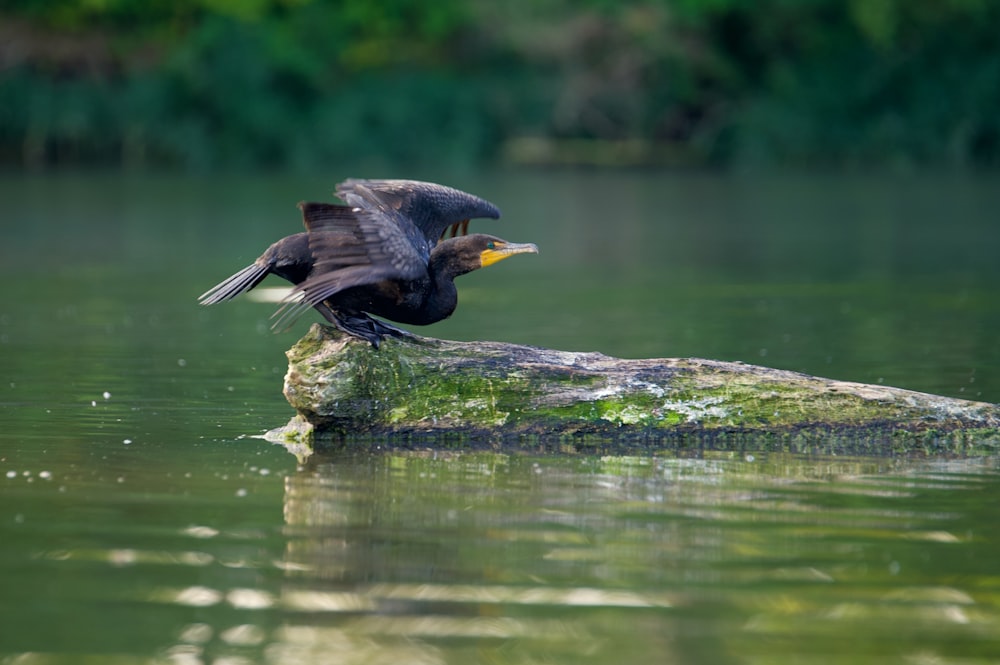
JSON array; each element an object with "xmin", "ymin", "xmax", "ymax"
[{"xmin": 1, "ymin": 171, "xmax": 999, "ymax": 663}]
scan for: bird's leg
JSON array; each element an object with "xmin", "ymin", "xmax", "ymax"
[{"xmin": 314, "ymin": 303, "xmax": 385, "ymax": 348}]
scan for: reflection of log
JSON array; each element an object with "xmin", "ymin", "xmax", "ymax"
[
  {"xmin": 271, "ymin": 324, "xmax": 1000, "ymax": 454},
  {"xmin": 275, "ymin": 451, "xmax": 693, "ymax": 661}
]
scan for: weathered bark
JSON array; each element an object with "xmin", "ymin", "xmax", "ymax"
[{"xmin": 270, "ymin": 324, "xmax": 1000, "ymax": 455}]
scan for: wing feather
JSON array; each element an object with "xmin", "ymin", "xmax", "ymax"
[
  {"xmin": 335, "ymin": 178, "xmax": 501, "ymax": 248},
  {"xmin": 271, "ymin": 264, "xmax": 402, "ymax": 330},
  {"xmin": 273, "ymin": 196, "xmax": 429, "ymax": 328},
  {"xmin": 298, "ymin": 202, "xmax": 362, "ymax": 233},
  {"xmin": 301, "ymin": 194, "xmax": 427, "ymax": 276}
]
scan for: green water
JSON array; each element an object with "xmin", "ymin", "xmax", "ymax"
[{"xmin": 2, "ymin": 171, "xmax": 1000, "ymax": 663}]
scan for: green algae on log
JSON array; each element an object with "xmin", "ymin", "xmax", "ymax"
[{"xmin": 272, "ymin": 324, "xmax": 1000, "ymax": 454}]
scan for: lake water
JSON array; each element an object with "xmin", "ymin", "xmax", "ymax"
[{"xmin": 2, "ymin": 171, "xmax": 1000, "ymax": 663}]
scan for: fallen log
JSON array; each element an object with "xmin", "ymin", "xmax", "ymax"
[{"xmin": 268, "ymin": 324, "xmax": 1000, "ymax": 456}]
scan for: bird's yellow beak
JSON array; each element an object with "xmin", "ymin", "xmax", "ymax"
[{"xmin": 481, "ymin": 241, "xmax": 539, "ymax": 268}]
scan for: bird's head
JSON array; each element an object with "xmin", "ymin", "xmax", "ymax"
[{"xmin": 432, "ymin": 234, "xmax": 539, "ymax": 278}]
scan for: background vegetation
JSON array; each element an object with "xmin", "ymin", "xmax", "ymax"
[{"xmin": 2, "ymin": 0, "xmax": 999, "ymax": 171}]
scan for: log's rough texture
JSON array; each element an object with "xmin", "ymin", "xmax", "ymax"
[{"xmin": 275, "ymin": 324, "xmax": 1000, "ymax": 454}]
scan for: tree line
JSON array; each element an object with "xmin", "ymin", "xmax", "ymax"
[{"xmin": 2, "ymin": 0, "xmax": 998, "ymax": 170}]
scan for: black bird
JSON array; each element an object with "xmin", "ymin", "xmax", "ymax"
[{"xmin": 198, "ymin": 179, "xmax": 538, "ymax": 347}]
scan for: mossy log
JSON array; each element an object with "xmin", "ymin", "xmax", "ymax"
[{"xmin": 271, "ymin": 324, "xmax": 1000, "ymax": 455}]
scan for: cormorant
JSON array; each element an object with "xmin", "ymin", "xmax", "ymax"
[{"xmin": 198, "ymin": 179, "xmax": 538, "ymax": 347}]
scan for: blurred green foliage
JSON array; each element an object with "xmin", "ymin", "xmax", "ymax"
[{"xmin": 1, "ymin": 0, "xmax": 999, "ymax": 170}]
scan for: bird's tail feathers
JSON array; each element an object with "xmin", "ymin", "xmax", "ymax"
[{"xmin": 197, "ymin": 264, "xmax": 269, "ymax": 305}]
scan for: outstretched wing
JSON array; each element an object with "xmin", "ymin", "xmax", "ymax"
[
  {"xmin": 335, "ymin": 178, "xmax": 501, "ymax": 248},
  {"xmin": 298, "ymin": 201, "xmax": 358, "ymax": 233},
  {"xmin": 272, "ymin": 200, "xmax": 426, "ymax": 329}
]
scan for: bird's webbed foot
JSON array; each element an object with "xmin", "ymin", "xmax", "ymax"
[
  {"xmin": 313, "ymin": 304, "xmax": 410, "ymax": 349},
  {"xmin": 367, "ymin": 318, "xmax": 414, "ymax": 341},
  {"xmin": 331, "ymin": 312, "xmax": 389, "ymax": 348}
]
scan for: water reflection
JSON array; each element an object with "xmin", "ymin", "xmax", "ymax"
[
  {"xmin": 261, "ymin": 452, "xmax": 1000, "ymax": 665},
  {"xmin": 3, "ymin": 449, "xmax": 1000, "ymax": 664}
]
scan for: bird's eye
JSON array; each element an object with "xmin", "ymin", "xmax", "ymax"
[{"xmin": 486, "ymin": 241, "xmax": 495, "ymax": 250}]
